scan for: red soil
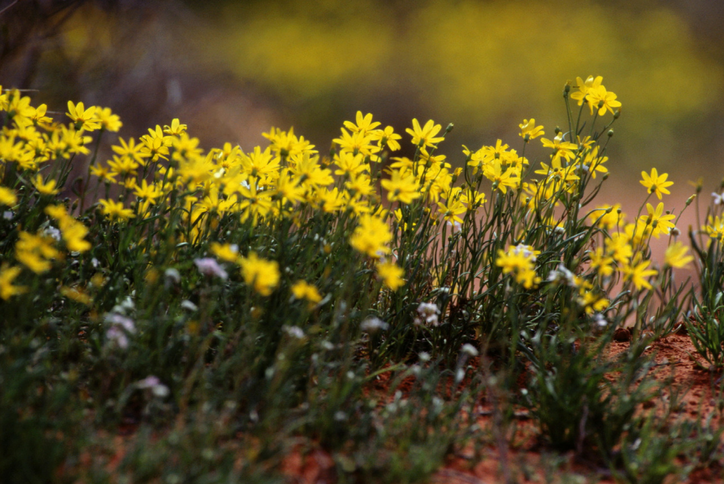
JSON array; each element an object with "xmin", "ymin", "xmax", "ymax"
[{"xmin": 282, "ymin": 332, "xmax": 724, "ymax": 484}]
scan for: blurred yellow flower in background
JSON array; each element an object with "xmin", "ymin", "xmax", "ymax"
[{"xmin": 240, "ymin": 252, "xmax": 280, "ymax": 296}]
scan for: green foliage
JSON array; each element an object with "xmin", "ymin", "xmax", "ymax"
[{"xmin": 0, "ymin": 77, "xmax": 717, "ymax": 483}]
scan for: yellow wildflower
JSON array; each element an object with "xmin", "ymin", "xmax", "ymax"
[
  {"xmin": 350, "ymin": 214, "xmax": 392, "ymax": 258},
  {"xmin": 570, "ymin": 76, "xmax": 603, "ymax": 107},
  {"xmin": 15, "ymin": 231, "xmax": 59, "ymax": 274},
  {"xmin": 703, "ymin": 215, "xmax": 724, "ymax": 240},
  {"xmin": 60, "ymin": 286, "xmax": 92, "ymax": 305},
  {"xmin": 210, "ymin": 242, "xmax": 239, "ymax": 263},
  {"xmin": 664, "ymin": 242, "xmax": 693, "ymax": 269},
  {"xmin": 99, "ymin": 199, "xmax": 135, "ymax": 222},
  {"xmin": 0, "ymin": 264, "xmax": 26, "ymax": 300},
  {"xmin": 370, "ymin": 126, "xmax": 402, "ymax": 152},
  {"xmin": 381, "ymin": 169, "xmax": 421, "ymax": 204},
  {"xmin": 343, "ymin": 111, "xmax": 381, "ymax": 134},
  {"xmin": 163, "ymin": 118, "xmax": 187, "ymax": 136},
  {"xmin": 32, "ymin": 174, "xmax": 59, "ymax": 196},
  {"xmin": 622, "ymin": 256, "xmax": 657, "ymax": 291},
  {"xmin": 640, "ymin": 168, "xmax": 673, "ymax": 199},
  {"xmin": 519, "ymin": 118, "xmax": 544, "ymax": 141},
  {"xmin": 496, "ymin": 244, "xmax": 541, "ymax": 289},
  {"xmin": 540, "ymin": 134, "xmax": 578, "ymax": 165},
  {"xmin": 639, "ymin": 202, "xmax": 676, "ymax": 238},
  {"xmin": 94, "ymin": 107, "xmax": 122, "ymax": 132},
  {"xmin": 0, "ymin": 186, "xmax": 17, "ymax": 206},
  {"xmin": 588, "ymin": 204, "xmax": 623, "ymax": 230},
  {"xmin": 133, "ymin": 179, "xmax": 163, "ymax": 203},
  {"xmin": 90, "ymin": 164, "xmax": 118, "ymax": 184},
  {"xmin": 333, "ymin": 128, "xmax": 380, "ymax": 158},
  {"xmin": 405, "ymin": 119, "xmax": 444, "ymax": 148},
  {"xmin": 437, "ymin": 198, "xmax": 466, "ymax": 224},
  {"xmin": 112, "ymin": 137, "xmax": 149, "ymax": 166},
  {"xmin": 291, "ymin": 280, "xmax": 323, "ymax": 307},
  {"xmin": 376, "ymin": 261, "xmax": 405, "ymax": 291},
  {"xmin": 66, "ymin": 101, "xmax": 100, "ymax": 131},
  {"xmin": 239, "ymin": 252, "xmax": 280, "ymax": 296},
  {"xmin": 483, "ymin": 160, "xmax": 518, "ymax": 194},
  {"xmin": 589, "ymin": 247, "xmax": 615, "ymax": 278}
]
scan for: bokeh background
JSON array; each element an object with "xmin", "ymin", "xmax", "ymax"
[{"xmin": 3, "ymin": 0, "xmax": 724, "ymax": 220}]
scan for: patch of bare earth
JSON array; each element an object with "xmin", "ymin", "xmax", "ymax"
[{"xmin": 430, "ymin": 332, "xmax": 724, "ymax": 484}]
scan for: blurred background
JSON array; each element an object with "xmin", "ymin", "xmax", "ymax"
[{"xmin": 2, "ymin": 0, "xmax": 724, "ymax": 218}]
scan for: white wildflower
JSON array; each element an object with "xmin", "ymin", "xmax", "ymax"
[
  {"xmin": 415, "ymin": 302, "xmax": 441, "ymax": 327},
  {"xmin": 106, "ymin": 326, "xmax": 129, "ymax": 349},
  {"xmin": 164, "ymin": 268, "xmax": 181, "ymax": 288},
  {"xmin": 461, "ymin": 343, "xmax": 479, "ymax": 357},
  {"xmin": 547, "ymin": 264, "xmax": 577, "ymax": 287},
  {"xmin": 136, "ymin": 375, "xmax": 169, "ymax": 398},
  {"xmin": 283, "ymin": 325, "xmax": 305, "ymax": 339},
  {"xmin": 360, "ymin": 317, "xmax": 389, "ymax": 332},
  {"xmin": 194, "ymin": 257, "xmax": 228, "ymax": 280}
]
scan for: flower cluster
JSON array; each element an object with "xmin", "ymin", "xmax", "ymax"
[{"xmin": 0, "ymin": 77, "xmax": 698, "ymax": 355}]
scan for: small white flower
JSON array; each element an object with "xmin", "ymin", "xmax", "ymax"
[
  {"xmin": 164, "ymin": 268, "xmax": 181, "ymax": 288},
  {"xmin": 461, "ymin": 343, "xmax": 479, "ymax": 357},
  {"xmin": 512, "ymin": 244, "xmax": 537, "ymax": 261},
  {"xmin": 44, "ymin": 226, "xmax": 61, "ymax": 241},
  {"xmin": 181, "ymin": 300, "xmax": 198, "ymax": 312},
  {"xmin": 3, "ymin": 211, "xmax": 13, "ymax": 220},
  {"xmin": 194, "ymin": 257, "xmax": 228, "ymax": 280},
  {"xmin": 321, "ymin": 340, "xmax": 335, "ymax": 350},
  {"xmin": 137, "ymin": 375, "xmax": 161, "ymax": 389},
  {"xmin": 112, "ymin": 296, "xmax": 135, "ymax": 315},
  {"xmin": 418, "ymin": 351, "xmax": 431, "ymax": 362},
  {"xmin": 415, "ymin": 302, "xmax": 441, "ymax": 327},
  {"xmin": 106, "ymin": 326, "xmax": 129, "ymax": 349},
  {"xmin": 283, "ymin": 325, "xmax": 305, "ymax": 339},
  {"xmin": 713, "ymin": 192, "xmax": 723, "ymax": 205},
  {"xmin": 137, "ymin": 375, "xmax": 169, "ymax": 398},
  {"xmin": 547, "ymin": 264, "xmax": 577, "ymax": 287},
  {"xmin": 446, "ymin": 220, "xmax": 462, "ymax": 233},
  {"xmin": 360, "ymin": 317, "xmax": 389, "ymax": 332},
  {"xmin": 104, "ymin": 313, "xmax": 136, "ymax": 333},
  {"xmin": 594, "ymin": 313, "xmax": 607, "ymax": 327}
]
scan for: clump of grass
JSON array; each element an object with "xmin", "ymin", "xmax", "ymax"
[{"xmin": 0, "ymin": 77, "xmax": 718, "ymax": 483}]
